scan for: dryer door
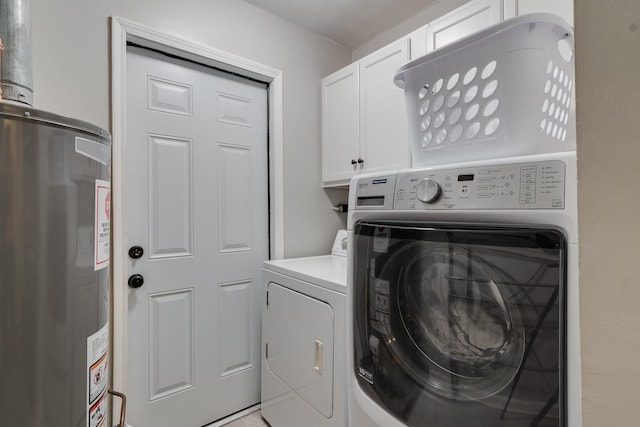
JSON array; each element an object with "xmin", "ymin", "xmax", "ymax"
[
  {"xmin": 352, "ymin": 222, "xmax": 567, "ymax": 427},
  {"xmin": 265, "ymin": 282, "xmax": 334, "ymax": 418}
]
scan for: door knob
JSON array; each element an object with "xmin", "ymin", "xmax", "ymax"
[
  {"xmin": 128, "ymin": 245, "xmax": 144, "ymax": 259},
  {"xmin": 128, "ymin": 274, "xmax": 144, "ymax": 289}
]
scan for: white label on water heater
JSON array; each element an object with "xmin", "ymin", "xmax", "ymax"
[
  {"xmin": 94, "ymin": 179, "xmax": 110, "ymax": 271},
  {"xmin": 87, "ymin": 322, "xmax": 109, "ymax": 427}
]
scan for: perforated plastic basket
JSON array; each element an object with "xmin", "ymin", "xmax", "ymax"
[{"xmin": 394, "ymin": 13, "xmax": 575, "ymax": 167}]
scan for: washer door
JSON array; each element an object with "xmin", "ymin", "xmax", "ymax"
[
  {"xmin": 384, "ymin": 242, "xmax": 524, "ymax": 400},
  {"xmin": 353, "ymin": 222, "xmax": 566, "ymax": 426}
]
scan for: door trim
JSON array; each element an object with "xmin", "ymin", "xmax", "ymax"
[{"xmin": 110, "ymin": 15, "xmax": 285, "ymax": 405}]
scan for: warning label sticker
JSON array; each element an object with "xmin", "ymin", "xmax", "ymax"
[
  {"xmin": 94, "ymin": 179, "xmax": 110, "ymax": 271},
  {"xmin": 89, "ymin": 353, "xmax": 108, "ymax": 403},
  {"xmin": 88, "ymin": 391, "xmax": 107, "ymax": 427},
  {"xmin": 87, "ymin": 323, "xmax": 109, "ymax": 427}
]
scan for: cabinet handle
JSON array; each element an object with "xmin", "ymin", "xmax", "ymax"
[
  {"xmin": 314, "ymin": 339, "xmax": 323, "ymax": 375},
  {"xmin": 351, "ymin": 159, "xmax": 357, "ymax": 165}
]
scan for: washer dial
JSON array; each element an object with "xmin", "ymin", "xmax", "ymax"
[{"xmin": 416, "ymin": 178, "xmax": 441, "ymax": 203}]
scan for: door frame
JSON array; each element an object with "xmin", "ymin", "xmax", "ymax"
[{"xmin": 110, "ymin": 15, "xmax": 284, "ymax": 407}]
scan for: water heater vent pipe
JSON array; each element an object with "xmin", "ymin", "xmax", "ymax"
[{"xmin": 0, "ymin": 0, "xmax": 33, "ymax": 105}]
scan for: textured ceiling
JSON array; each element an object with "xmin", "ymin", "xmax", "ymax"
[{"xmin": 242, "ymin": 0, "xmax": 439, "ymax": 49}]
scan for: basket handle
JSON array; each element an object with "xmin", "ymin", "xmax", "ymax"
[{"xmin": 557, "ymin": 31, "xmax": 574, "ymax": 63}]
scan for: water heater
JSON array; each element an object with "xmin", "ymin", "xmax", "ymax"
[{"xmin": 0, "ymin": 102, "xmax": 112, "ymax": 426}]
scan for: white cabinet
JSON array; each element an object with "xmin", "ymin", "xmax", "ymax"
[
  {"xmin": 322, "ymin": 36, "xmax": 416, "ymax": 187},
  {"xmin": 426, "ymin": 0, "xmax": 503, "ymax": 51},
  {"xmin": 359, "ymin": 38, "xmax": 412, "ymax": 177},
  {"xmin": 321, "ymin": 0, "xmax": 513, "ymax": 187},
  {"xmin": 503, "ymin": 0, "xmax": 574, "ymax": 27},
  {"xmin": 321, "ymin": 65, "xmax": 359, "ymax": 186}
]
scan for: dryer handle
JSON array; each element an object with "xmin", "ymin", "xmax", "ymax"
[{"xmin": 314, "ymin": 339, "xmax": 323, "ymax": 375}]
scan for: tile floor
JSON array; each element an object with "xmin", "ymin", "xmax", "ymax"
[{"xmin": 222, "ymin": 410, "xmax": 270, "ymax": 427}]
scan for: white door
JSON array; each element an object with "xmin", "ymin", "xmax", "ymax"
[{"xmin": 125, "ymin": 45, "xmax": 269, "ymax": 427}]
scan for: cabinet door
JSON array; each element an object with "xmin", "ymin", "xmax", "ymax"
[
  {"xmin": 359, "ymin": 38, "xmax": 411, "ymax": 175},
  {"xmin": 503, "ymin": 0, "xmax": 574, "ymax": 27},
  {"xmin": 408, "ymin": 25, "xmax": 428, "ymax": 62},
  {"xmin": 426, "ymin": 0, "xmax": 502, "ymax": 51},
  {"xmin": 322, "ymin": 64, "xmax": 359, "ymax": 187}
]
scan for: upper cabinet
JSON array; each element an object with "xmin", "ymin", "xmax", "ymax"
[
  {"xmin": 322, "ymin": 64, "xmax": 359, "ymax": 186},
  {"xmin": 322, "ymin": 34, "xmax": 419, "ymax": 187},
  {"xmin": 503, "ymin": 0, "xmax": 574, "ymax": 27},
  {"xmin": 426, "ymin": 0, "xmax": 502, "ymax": 51},
  {"xmin": 321, "ymin": 0, "xmax": 573, "ymax": 188},
  {"xmin": 321, "ymin": 1, "xmax": 506, "ymax": 187},
  {"xmin": 425, "ymin": 0, "xmax": 573, "ymax": 51},
  {"xmin": 359, "ymin": 38, "xmax": 411, "ymax": 178}
]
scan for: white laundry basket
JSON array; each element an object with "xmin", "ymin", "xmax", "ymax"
[{"xmin": 394, "ymin": 13, "xmax": 575, "ymax": 167}]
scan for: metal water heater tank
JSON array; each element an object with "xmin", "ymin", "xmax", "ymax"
[{"xmin": 0, "ymin": 102, "xmax": 112, "ymax": 426}]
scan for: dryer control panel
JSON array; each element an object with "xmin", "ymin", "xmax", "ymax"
[{"xmin": 393, "ymin": 159, "xmax": 566, "ymax": 210}]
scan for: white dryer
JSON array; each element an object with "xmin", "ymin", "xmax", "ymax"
[
  {"xmin": 261, "ymin": 231, "xmax": 348, "ymax": 427},
  {"xmin": 347, "ymin": 152, "xmax": 581, "ymax": 427}
]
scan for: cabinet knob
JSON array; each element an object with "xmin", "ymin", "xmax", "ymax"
[
  {"xmin": 357, "ymin": 158, "xmax": 364, "ymax": 166},
  {"xmin": 351, "ymin": 159, "xmax": 357, "ymax": 165}
]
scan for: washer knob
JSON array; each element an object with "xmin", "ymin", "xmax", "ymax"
[{"xmin": 416, "ymin": 178, "xmax": 441, "ymax": 203}]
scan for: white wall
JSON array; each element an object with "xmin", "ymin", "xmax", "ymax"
[
  {"xmin": 30, "ymin": 0, "xmax": 351, "ymax": 258},
  {"xmin": 575, "ymin": 0, "xmax": 640, "ymax": 424}
]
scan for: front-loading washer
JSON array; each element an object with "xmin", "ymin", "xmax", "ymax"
[
  {"xmin": 261, "ymin": 231, "xmax": 348, "ymax": 427},
  {"xmin": 347, "ymin": 152, "xmax": 581, "ymax": 427}
]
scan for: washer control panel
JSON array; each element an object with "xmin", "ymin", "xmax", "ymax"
[
  {"xmin": 394, "ymin": 159, "xmax": 566, "ymax": 210},
  {"xmin": 353, "ymin": 174, "xmax": 397, "ymax": 210}
]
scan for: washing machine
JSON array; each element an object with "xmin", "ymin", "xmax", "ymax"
[
  {"xmin": 346, "ymin": 152, "xmax": 581, "ymax": 427},
  {"xmin": 261, "ymin": 231, "xmax": 348, "ymax": 427}
]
